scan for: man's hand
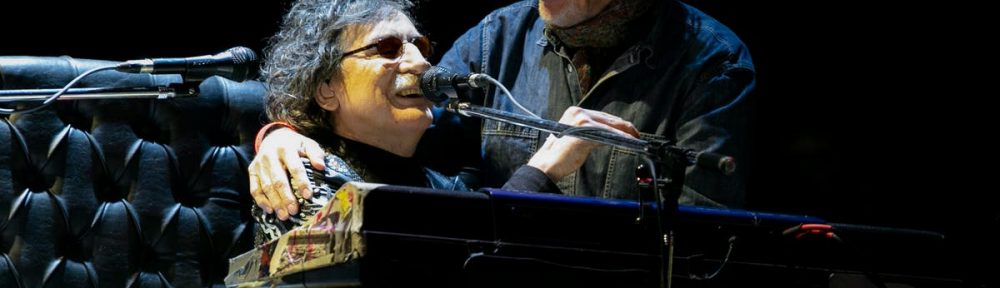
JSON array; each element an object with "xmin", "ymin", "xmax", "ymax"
[
  {"xmin": 248, "ymin": 128, "xmax": 325, "ymax": 220},
  {"xmin": 528, "ymin": 106, "xmax": 640, "ymax": 181}
]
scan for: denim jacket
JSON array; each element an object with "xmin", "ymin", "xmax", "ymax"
[{"xmin": 420, "ymin": 0, "xmax": 755, "ymax": 207}]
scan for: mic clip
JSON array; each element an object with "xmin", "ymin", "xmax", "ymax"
[{"xmin": 115, "ymin": 59, "xmax": 155, "ymax": 74}]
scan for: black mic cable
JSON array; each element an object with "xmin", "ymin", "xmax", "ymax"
[
  {"xmin": 421, "ymin": 66, "xmax": 538, "ymax": 118},
  {"xmin": 0, "ymin": 64, "xmax": 116, "ymax": 115}
]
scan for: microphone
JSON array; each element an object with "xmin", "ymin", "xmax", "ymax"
[
  {"xmin": 115, "ymin": 47, "xmax": 258, "ymax": 82},
  {"xmin": 420, "ymin": 66, "xmax": 489, "ymax": 103}
]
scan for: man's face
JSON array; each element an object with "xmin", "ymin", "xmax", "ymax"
[
  {"xmin": 324, "ymin": 12, "xmax": 433, "ymax": 149},
  {"xmin": 538, "ymin": 0, "xmax": 615, "ymax": 28}
]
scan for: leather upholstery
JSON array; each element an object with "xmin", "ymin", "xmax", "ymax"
[{"xmin": 1, "ymin": 56, "xmax": 263, "ymax": 287}]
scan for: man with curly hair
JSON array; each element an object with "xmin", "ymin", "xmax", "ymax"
[{"xmin": 252, "ymin": 0, "xmax": 754, "ymax": 218}]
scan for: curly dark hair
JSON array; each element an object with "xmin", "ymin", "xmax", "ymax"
[{"xmin": 262, "ymin": 0, "xmax": 415, "ymax": 136}]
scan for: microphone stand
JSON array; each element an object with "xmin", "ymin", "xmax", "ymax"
[
  {"xmin": 442, "ymin": 100, "xmax": 734, "ymax": 288},
  {"xmin": 0, "ymin": 83, "xmax": 200, "ymax": 103},
  {"xmin": 451, "ymin": 102, "xmax": 649, "ymax": 152}
]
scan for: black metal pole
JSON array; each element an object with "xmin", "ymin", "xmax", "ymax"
[{"xmin": 0, "ymin": 85, "xmax": 199, "ymax": 103}]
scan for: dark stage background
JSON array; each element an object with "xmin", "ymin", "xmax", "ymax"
[{"xmin": 2, "ymin": 0, "xmax": 996, "ymax": 285}]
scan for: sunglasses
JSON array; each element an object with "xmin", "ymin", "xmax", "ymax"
[{"xmin": 342, "ymin": 35, "xmax": 433, "ymax": 59}]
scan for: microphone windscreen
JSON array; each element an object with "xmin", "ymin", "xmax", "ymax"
[
  {"xmin": 420, "ymin": 66, "xmax": 455, "ymax": 104},
  {"xmin": 223, "ymin": 47, "xmax": 258, "ymax": 82}
]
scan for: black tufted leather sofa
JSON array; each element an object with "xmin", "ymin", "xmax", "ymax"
[{"xmin": 0, "ymin": 56, "xmax": 264, "ymax": 287}]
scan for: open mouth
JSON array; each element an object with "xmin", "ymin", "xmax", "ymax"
[{"xmin": 395, "ymin": 88, "xmax": 424, "ymax": 99}]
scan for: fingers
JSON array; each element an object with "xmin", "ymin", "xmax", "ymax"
[
  {"xmin": 278, "ymin": 145, "xmax": 308, "ymax": 214},
  {"xmin": 252, "ymin": 127, "xmax": 323, "ymax": 219},
  {"xmin": 289, "ymin": 137, "xmax": 324, "ymax": 200},
  {"xmin": 297, "ymin": 140, "xmax": 325, "ymax": 200},
  {"xmin": 251, "ymin": 150, "xmax": 282, "ymax": 215},
  {"xmin": 261, "ymin": 147, "xmax": 298, "ymax": 221},
  {"xmin": 560, "ymin": 106, "xmax": 640, "ymax": 138},
  {"xmin": 528, "ymin": 107, "xmax": 640, "ymax": 182},
  {"xmin": 248, "ymin": 165, "xmax": 272, "ymax": 214},
  {"xmin": 599, "ymin": 115, "xmax": 640, "ymax": 138},
  {"xmin": 302, "ymin": 139, "xmax": 326, "ymax": 171}
]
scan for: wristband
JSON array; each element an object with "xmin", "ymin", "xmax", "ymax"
[{"xmin": 254, "ymin": 121, "xmax": 297, "ymax": 153}]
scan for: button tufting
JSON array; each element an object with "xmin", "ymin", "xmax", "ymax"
[{"xmin": 0, "ymin": 56, "xmax": 265, "ymax": 287}]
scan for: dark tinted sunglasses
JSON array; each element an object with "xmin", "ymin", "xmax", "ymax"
[{"xmin": 343, "ymin": 35, "xmax": 433, "ymax": 59}]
